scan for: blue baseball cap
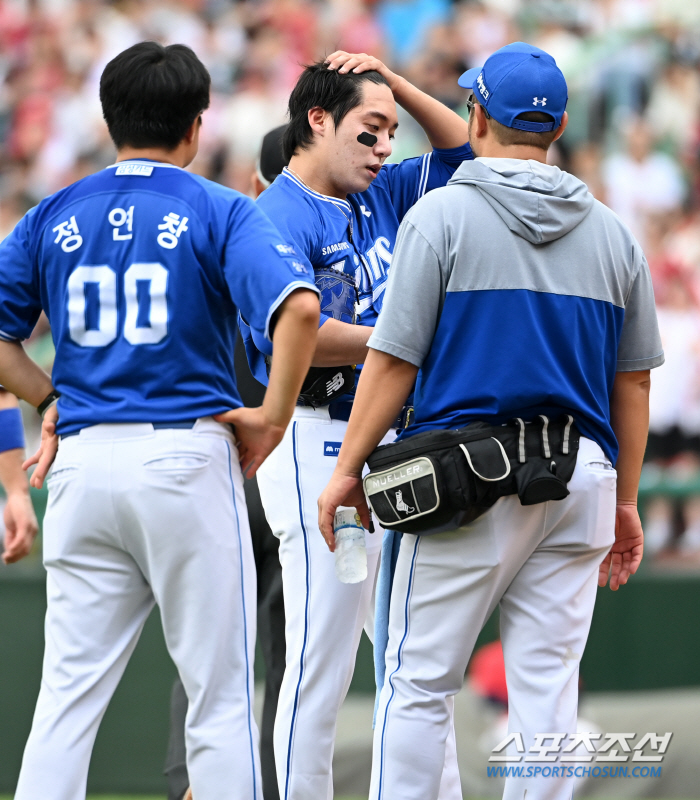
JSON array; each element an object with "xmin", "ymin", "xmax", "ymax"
[{"xmin": 458, "ymin": 42, "xmax": 567, "ymax": 133}]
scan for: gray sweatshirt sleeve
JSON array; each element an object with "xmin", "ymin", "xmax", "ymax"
[
  {"xmin": 368, "ymin": 217, "xmax": 447, "ymax": 367},
  {"xmin": 617, "ymin": 253, "xmax": 665, "ymax": 371}
]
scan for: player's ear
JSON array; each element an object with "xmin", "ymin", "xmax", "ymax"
[
  {"xmin": 183, "ymin": 115, "xmax": 200, "ymax": 145},
  {"xmin": 473, "ymin": 104, "xmax": 490, "ymax": 139},
  {"xmin": 552, "ymin": 111, "xmax": 568, "ymax": 142},
  {"xmin": 307, "ymin": 106, "xmax": 329, "ymax": 139}
]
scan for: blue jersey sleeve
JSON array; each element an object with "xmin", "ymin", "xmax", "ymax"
[
  {"xmin": 258, "ymin": 193, "xmax": 317, "ymax": 273},
  {"xmin": 378, "ymin": 142, "xmax": 474, "ymax": 222},
  {"xmin": 0, "ymin": 208, "xmax": 43, "ymax": 342},
  {"xmin": 238, "ymin": 313, "xmax": 271, "ymax": 385},
  {"xmin": 223, "ymin": 196, "xmax": 317, "ymax": 346}
]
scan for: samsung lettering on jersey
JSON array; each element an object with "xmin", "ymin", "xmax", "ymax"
[{"xmin": 321, "ymin": 242, "xmax": 351, "ymax": 256}]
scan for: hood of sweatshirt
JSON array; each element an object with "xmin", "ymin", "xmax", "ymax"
[{"xmin": 447, "ymin": 157, "xmax": 594, "ymax": 244}]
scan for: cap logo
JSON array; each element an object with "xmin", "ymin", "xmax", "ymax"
[
  {"xmin": 477, "ymin": 72, "xmax": 490, "ymax": 101},
  {"xmin": 533, "ymin": 97, "xmax": 547, "ymax": 106}
]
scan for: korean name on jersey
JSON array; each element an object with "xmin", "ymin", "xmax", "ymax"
[{"xmin": 0, "ymin": 161, "xmax": 316, "ymax": 434}]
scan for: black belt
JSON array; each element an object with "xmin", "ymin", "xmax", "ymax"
[
  {"xmin": 328, "ymin": 401, "xmax": 414, "ymax": 430},
  {"xmin": 60, "ymin": 420, "xmax": 198, "ymax": 440}
]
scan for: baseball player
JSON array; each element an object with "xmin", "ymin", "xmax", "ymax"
[
  {"xmin": 240, "ymin": 51, "xmax": 472, "ymax": 800},
  {"xmin": 0, "ymin": 389, "xmax": 38, "ymax": 563},
  {"xmin": 319, "ymin": 42, "xmax": 663, "ymax": 800},
  {"xmin": 0, "ymin": 42, "xmax": 319, "ymax": 800},
  {"xmin": 167, "ymin": 124, "xmax": 292, "ymax": 800}
]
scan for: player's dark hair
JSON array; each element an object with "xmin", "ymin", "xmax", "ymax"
[
  {"xmin": 283, "ymin": 61, "xmax": 390, "ymax": 160},
  {"xmin": 100, "ymin": 42, "xmax": 210, "ymax": 151}
]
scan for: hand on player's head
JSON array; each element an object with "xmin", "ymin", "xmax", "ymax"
[{"xmin": 325, "ymin": 51, "xmax": 394, "ymax": 84}]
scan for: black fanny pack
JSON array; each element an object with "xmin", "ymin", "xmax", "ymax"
[{"xmin": 363, "ymin": 415, "xmax": 580, "ymax": 535}]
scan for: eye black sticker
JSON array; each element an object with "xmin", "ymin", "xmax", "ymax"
[{"xmin": 357, "ymin": 132, "xmax": 378, "ymax": 147}]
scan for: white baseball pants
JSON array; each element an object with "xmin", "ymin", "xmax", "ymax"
[
  {"xmin": 257, "ymin": 405, "xmax": 461, "ymax": 800},
  {"xmin": 14, "ymin": 420, "xmax": 261, "ymax": 800},
  {"xmin": 370, "ymin": 437, "xmax": 617, "ymax": 800}
]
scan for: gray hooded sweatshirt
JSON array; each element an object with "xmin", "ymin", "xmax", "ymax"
[{"xmin": 369, "ymin": 158, "xmax": 664, "ymax": 462}]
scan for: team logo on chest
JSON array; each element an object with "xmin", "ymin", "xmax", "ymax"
[{"xmin": 315, "ymin": 267, "xmax": 356, "ymax": 324}]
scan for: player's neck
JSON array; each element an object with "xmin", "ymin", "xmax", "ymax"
[
  {"xmin": 287, "ymin": 154, "xmax": 348, "ymax": 200},
  {"xmin": 116, "ymin": 145, "xmax": 192, "ymax": 169},
  {"xmin": 472, "ymin": 140, "xmax": 549, "ymax": 163}
]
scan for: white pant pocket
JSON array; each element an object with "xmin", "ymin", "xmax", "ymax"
[
  {"xmin": 143, "ymin": 455, "xmax": 210, "ymax": 471},
  {"xmin": 46, "ymin": 465, "xmax": 80, "ymax": 488}
]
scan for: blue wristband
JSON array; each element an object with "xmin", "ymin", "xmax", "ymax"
[{"xmin": 0, "ymin": 408, "xmax": 25, "ymax": 454}]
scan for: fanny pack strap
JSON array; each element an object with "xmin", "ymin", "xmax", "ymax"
[{"xmin": 513, "ymin": 414, "xmax": 575, "ymax": 463}]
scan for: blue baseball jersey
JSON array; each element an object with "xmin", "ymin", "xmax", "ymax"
[
  {"xmin": 240, "ymin": 143, "xmax": 474, "ymax": 392},
  {"xmin": 0, "ymin": 160, "xmax": 316, "ymax": 434}
]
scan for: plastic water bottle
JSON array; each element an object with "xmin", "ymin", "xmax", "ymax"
[{"xmin": 334, "ymin": 507, "xmax": 367, "ymax": 584}]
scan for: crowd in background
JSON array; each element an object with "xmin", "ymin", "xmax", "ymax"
[{"xmin": 2, "ymin": 0, "xmax": 700, "ymax": 563}]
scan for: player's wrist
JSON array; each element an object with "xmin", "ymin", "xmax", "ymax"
[
  {"xmin": 1, "ymin": 468, "xmax": 31, "ymax": 495},
  {"xmin": 37, "ymin": 389, "xmax": 60, "ymax": 418},
  {"xmin": 387, "ymin": 72, "xmax": 409, "ymax": 98},
  {"xmin": 334, "ymin": 457, "xmax": 364, "ymax": 480},
  {"xmin": 259, "ymin": 403, "xmax": 290, "ymax": 433},
  {"xmin": 7, "ymin": 486, "xmax": 32, "ymax": 501}
]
